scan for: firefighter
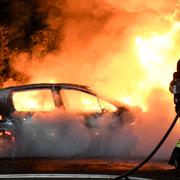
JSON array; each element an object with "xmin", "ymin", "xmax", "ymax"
[
  {"xmin": 168, "ymin": 139, "xmax": 180, "ymax": 176},
  {"xmin": 169, "ymin": 59, "xmax": 180, "ymax": 113},
  {"xmin": 169, "ymin": 59, "xmax": 180, "ymax": 176}
]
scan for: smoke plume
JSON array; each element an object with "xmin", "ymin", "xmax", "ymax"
[{"xmin": 13, "ymin": 109, "xmax": 137, "ymax": 158}]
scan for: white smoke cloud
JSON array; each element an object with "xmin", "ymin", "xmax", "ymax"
[{"xmin": 12, "ymin": 109, "xmax": 137, "ymax": 158}]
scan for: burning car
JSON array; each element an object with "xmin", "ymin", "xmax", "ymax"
[{"xmin": 0, "ymin": 83, "xmax": 135, "ymax": 157}]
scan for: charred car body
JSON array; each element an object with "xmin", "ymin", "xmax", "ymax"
[{"xmin": 0, "ymin": 83, "xmax": 135, "ymax": 157}]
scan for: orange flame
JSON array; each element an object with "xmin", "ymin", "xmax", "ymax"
[
  {"xmin": 13, "ymin": 90, "xmax": 55, "ymax": 111},
  {"xmin": 11, "ymin": 4, "xmax": 180, "ymax": 114}
]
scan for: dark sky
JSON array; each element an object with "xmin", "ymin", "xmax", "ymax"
[{"xmin": 0, "ymin": 0, "xmax": 59, "ymax": 85}]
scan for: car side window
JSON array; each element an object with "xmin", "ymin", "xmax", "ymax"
[
  {"xmin": 12, "ymin": 89, "xmax": 55, "ymax": 111},
  {"xmin": 60, "ymin": 89, "xmax": 102, "ymax": 112}
]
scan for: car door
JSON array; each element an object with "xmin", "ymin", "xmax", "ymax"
[{"xmin": 59, "ymin": 88, "xmax": 118, "ymax": 128}]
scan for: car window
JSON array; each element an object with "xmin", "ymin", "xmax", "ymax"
[
  {"xmin": 12, "ymin": 89, "xmax": 55, "ymax": 111},
  {"xmin": 98, "ymin": 99, "xmax": 117, "ymax": 112},
  {"xmin": 60, "ymin": 89, "xmax": 102, "ymax": 112}
]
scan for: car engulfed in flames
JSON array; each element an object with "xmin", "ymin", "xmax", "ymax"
[{"xmin": 0, "ymin": 83, "xmax": 135, "ymax": 157}]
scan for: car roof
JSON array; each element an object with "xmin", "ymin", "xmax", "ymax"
[
  {"xmin": 1, "ymin": 83, "xmax": 91, "ymax": 92},
  {"xmin": 0, "ymin": 83, "xmax": 123, "ymax": 116}
]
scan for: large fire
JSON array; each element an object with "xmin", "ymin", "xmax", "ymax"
[
  {"xmin": 12, "ymin": 88, "xmax": 117, "ymax": 112},
  {"xmin": 100, "ymin": 21, "xmax": 180, "ymax": 112},
  {"xmin": 11, "ymin": 9, "xmax": 180, "ymax": 112},
  {"xmin": 130, "ymin": 21, "xmax": 180, "ymax": 110},
  {"xmin": 13, "ymin": 20, "xmax": 180, "ymax": 112}
]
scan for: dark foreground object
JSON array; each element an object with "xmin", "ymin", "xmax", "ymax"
[{"xmin": 0, "ymin": 158, "xmax": 178, "ymax": 179}]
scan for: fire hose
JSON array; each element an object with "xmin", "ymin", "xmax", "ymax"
[
  {"xmin": 115, "ymin": 60, "xmax": 180, "ymax": 179},
  {"xmin": 114, "ymin": 112, "xmax": 179, "ymax": 179}
]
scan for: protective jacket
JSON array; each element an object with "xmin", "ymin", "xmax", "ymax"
[{"xmin": 169, "ymin": 139, "xmax": 180, "ymax": 168}]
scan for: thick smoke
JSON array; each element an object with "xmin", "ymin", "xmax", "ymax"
[
  {"xmin": 0, "ymin": 0, "xmax": 180, "ymax": 159},
  {"xmin": 13, "ymin": 109, "xmax": 137, "ymax": 158},
  {"xmin": 131, "ymin": 89, "xmax": 180, "ymax": 159}
]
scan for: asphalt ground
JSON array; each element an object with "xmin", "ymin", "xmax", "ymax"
[{"xmin": 0, "ymin": 158, "xmax": 178, "ymax": 179}]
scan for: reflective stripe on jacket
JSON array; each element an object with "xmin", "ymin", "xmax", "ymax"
[{"xmin": 176, "ymin": 140, "xmax": 180, "ymax": 148}]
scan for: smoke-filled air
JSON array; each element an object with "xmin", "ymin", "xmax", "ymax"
[{"xmin": 0, "ymin": 0, "xmax": 180, "ymax": 159}]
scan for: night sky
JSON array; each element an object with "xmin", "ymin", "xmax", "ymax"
[{"xmin": 0, "ymin": 0, "xmax": 59, "ymax": 85}]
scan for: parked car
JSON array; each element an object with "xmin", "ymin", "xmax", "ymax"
[{"xmin": 0, "ymin": 83, "xmax": 135, "ymax": 157}]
